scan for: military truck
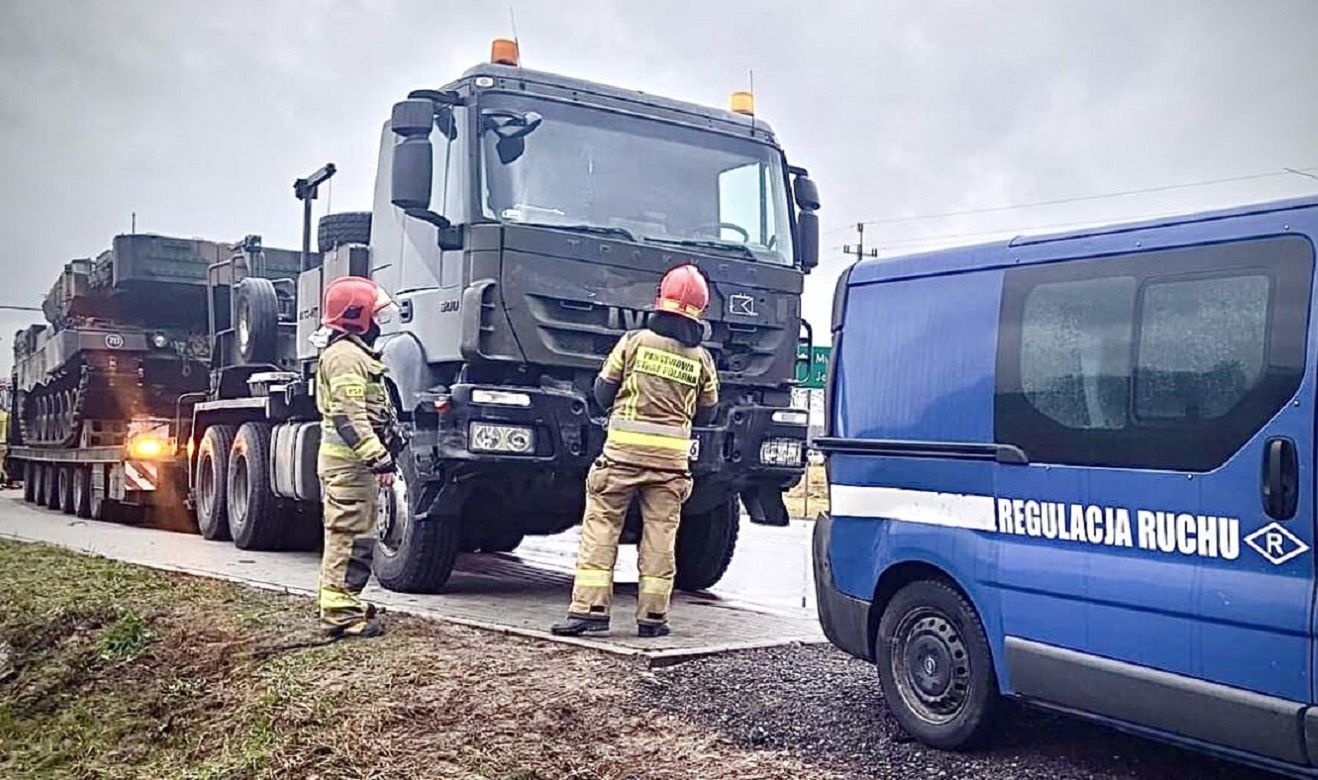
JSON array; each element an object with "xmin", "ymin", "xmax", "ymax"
[{"xmin": 185, "ymin": 41, "xmax": 820, "ymax": 593}]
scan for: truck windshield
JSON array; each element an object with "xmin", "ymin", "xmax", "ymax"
[{"xmin": 479, "ymin": 93, "xmax": 795, "ymax": 266}]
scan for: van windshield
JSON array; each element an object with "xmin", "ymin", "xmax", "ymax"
[{"xmin": 479, "ymin": 93, "xmax": 794, "ymax": 266}]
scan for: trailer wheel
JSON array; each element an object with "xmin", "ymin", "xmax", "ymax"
[
  {"xmin": 373, "ymin": 455, "xmax": 459, "ymax": 593},
  {"xmin": 235, "ymin": 277, "xmax": 280, "ymax": 365},
  {"xmin": 318, "ymin": 211, "xmax": 372, "ymax": 252},
  {"xmin": 58, "ymin": 465, "xmax": 75, "ymax": 514},
  {"xmin": 876, "ymin": 579, "xmax": 1000, "ymax": 750},
  {"xmin": 44, "ymin": 464, "xmax": 63, "ymax": 510},
  {"xmin": 71, "ymin": 465, "xmax": 93, "ymax": 519},
  {"xmin": 227, "ymin": 422, "xmax": 283, "ymax": 550},
  {"xmin": 22, "ymin": 462, "xmax": 36, "ymax": 503},
  {"xmin": 674, "ymin": 497, "xmax": 739, "ymax": 591},
  {"xmin": 196, "ymin": 425, "xmax": 236, "ymax": 540}
]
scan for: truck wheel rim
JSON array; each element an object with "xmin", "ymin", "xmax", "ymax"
[
  {"xmin": 198, "ymin": 455, "xmax": 215, "ymax": 519},
  {"xmin": 231, "ymin": 454, "xmax": 249, "ymax": 524},
  {"xmin": 890, "ymin": 607, "xmax": 970, "ymax": 725},
  {"xmin": 376, "ymin": 472, "xmax": 409, "ymax": 554}
]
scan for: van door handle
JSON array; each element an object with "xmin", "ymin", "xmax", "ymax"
[{"xmin": 1262, "ymin": 436, "xmax": 1298, "ymax": 520}]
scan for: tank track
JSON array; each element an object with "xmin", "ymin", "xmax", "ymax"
[{"xmin": 17, "ymin": 363, "xmax": 90, "ymax": 449}]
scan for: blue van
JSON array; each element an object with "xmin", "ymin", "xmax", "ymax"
[{"xmin": 815, "ymin": 195, "xmax": 1318, "ymax": 776}]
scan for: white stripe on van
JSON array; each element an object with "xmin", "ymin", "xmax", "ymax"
[{"xmin": 830, "ymin": 485, "xmax": 997, "ymax": 531}]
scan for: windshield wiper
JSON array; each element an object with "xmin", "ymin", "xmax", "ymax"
[
  {"xmin": 642, "ymin": 236, "xmax": 756, "ymax": 259},
  {"xmin": 514, "ymin": 222, "xmax": 637, "ymax": 242}
]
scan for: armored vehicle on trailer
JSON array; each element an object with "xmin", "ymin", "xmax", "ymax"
[
  {"xmin": 188, "ymin": 42, "xmax": 822, "ymax": 594},
  {"xmin": 8, "ymin": 234, "xmax": 298, "ymax": 521}
]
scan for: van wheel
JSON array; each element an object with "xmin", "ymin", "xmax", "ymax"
[
  {"xmin": 373, "ymin": 457, "xmax": 459, "ymax": 592},
  {"xmin": 196, "ymin": 425, "xmax": 235, "ymax": 540},
  {"xmin": 227, "ymin": 422, "xmax": 283, "ymax": 550},
  {"xmin": 876, "ymin": 579, "xmax": 999, "ymax": 750},
  {"xmin": 675, "ymin": 498, "xmax": 739, "ymax": 591}
]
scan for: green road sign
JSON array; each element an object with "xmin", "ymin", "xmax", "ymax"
[{"xmin": 794, "ymin": 345, "xmax": 831, "ymax": 389}]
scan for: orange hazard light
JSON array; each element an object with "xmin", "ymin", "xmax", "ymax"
[
  {"xmin": 730, "ymin": 91, "xmax": 755, "ymax": 116},
  {"xmin": 491, "ymin": 38, "xmax": 520, "ymax": 66},
  {"xmin": 127, "ymin": 433, "xmax": 168, "ymax": 460}
]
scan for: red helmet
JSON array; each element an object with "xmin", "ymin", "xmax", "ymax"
[
  {"xmin": 322, "ymin": 276, "xmax": 384, "ymax": 334},
  {"xmin": 654, "ymin": 264, "xmax": 709, "ymax": 321}
]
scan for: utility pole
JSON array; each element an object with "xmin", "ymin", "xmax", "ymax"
[{"xmin": 842, "ymin": 222, "xmax": 879, "ymax": 262}]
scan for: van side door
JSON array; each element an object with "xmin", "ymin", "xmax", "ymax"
[{"xmin": 992, "ymin": 234, "xmax": 1316, "ymax": 764}]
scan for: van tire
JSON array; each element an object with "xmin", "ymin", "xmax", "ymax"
[
  {"xmin": 318, "ymin": 212, "xmax": 372, "ymax": 252},
  {"xmin": 196, "ymin": 425, "xmax": 235, "ymax": 541},
  {"xmin": 373, "ymin": 456, "xmax": 459, "ymax": 593},
  {"xmin": 227, "ymin": 422, "xmax": 283, "ymax": 550},
  {"xmin": 675, "ymin": 497, "xmax": 739, "ymax": 591},
  {"xmin": 876, "ymin": 579, "xmax": 999, "ymax": 750}
]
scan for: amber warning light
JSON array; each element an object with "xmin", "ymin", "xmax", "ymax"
[
  {"xmin": 491, "ymin": 38, "xmax": 520, "ymax": 66},
  {"xmin": 730, "ymin": 91, "xmax": 755, "ymax": 116}
]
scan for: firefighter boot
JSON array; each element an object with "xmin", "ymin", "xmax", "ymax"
[
  {"xmin": 551, "ymin": 616, "xmax": 611, "ymax": 636},
  {"xmin": 637, "ymin": 622, "xmax": 671, "ymax": 638}
]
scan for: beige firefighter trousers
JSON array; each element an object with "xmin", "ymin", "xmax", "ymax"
[
  {"xmin": 568, "ymin": 457, "xmax": 693, "ymax": 625},
  {"xmin": 318, "ymin": 455, "xmax": 378, "ymax": 634}
]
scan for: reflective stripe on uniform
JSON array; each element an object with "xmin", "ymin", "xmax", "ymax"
[
  {"xmin": 330, "ymin": 373, "xmax": 368, "ymax": 399},
  {"xmin": 319, "ymin": 587, "xmax": 362, "ymax": 611},
  {"xmin": 608, "ymin": 417, "xmax": 690, "ymax": 438},
  {"xmin": 319, "ymin": 440, "xmax": 359, "ymax": 461},
  {"xmin": 638, "ymin": 575, "xmax": 673, "ymax": 595},
  {"xmin": 607, "ymin": 428, "xmax": 693, "ymax": 452},
  {"xmin": 354, "ymin": 438, "xmax": 387, "ymax": 461},
  {"xmin": 573, "ymin": 568, "xmax": 613, "ymax": 588}
]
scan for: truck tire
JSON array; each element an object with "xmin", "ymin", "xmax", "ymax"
[
  {"xmin": 58, "ymin": 465, "xmax": 76, "ymax": 514},
  {"xmin": 227, "ymin": 422, "xmax": 283, "ymax": 550},
  {"xmin": 71, "ymin": 465, "xmax": 93, "ymax": 519},
  {"xmin": 196, "ymin": 425, "xmax": 235, "ymax": 540},
  {"xmin": 318, "ymin": 212, "xmax": 372, "ymax": 252},
  {"xmin": 675, "ymin": 497, "xmax": 739, "ymax": 591},
  {"xmin": 373, "ymin": 456, "xmax": 459, "ymax": 593},
  {"xmin": 876, "ymin": 579, "xmax": 1000, "ymax": 750},
  {"xmin": 235, "ymin": 277, "xmax": 280, "ymax": 365}
]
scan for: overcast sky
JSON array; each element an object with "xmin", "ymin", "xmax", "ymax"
[{"xmin": 2, "ymin": 0, "xmax": 1317, "ymax": 375}]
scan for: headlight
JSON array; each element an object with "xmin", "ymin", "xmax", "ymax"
[
  {"xmin": 760, "ymin": 438, "xmax": 803, "ymax": 467},
  {"xmin": 469, "ymin": 422, "xmax": 535, "ymax": 454},
  {"xmin": 771, "ymin": 410, "xmax": 809, "ymax": 426},
  {"xmin": 471, "ymin": 389, "xmax": 532, "ymax": 407},
  {"xmin": 150, "ymin": 332, "xmax": 170, "ymax": 349}
]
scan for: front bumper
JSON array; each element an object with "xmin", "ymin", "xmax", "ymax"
[
  {"xmin": 414, "ymin": 382, "xmax": 806, "ymax": 489},
  {"xmin": 813, "ymin": 512, "xmax": 874, "ymax": 661}
]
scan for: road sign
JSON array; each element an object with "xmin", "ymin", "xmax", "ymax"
[{"xmin": 794, "ymin": 345, "xmax": 831, "ymax": 390}]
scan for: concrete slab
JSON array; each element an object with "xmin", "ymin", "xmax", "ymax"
[{"xmin": 0, "ymin": 492, "xmax": 824, "ymax": 663}]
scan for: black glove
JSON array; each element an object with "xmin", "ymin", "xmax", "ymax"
[{"xmin": 369, "ymin": 454, "xmax": 397, "ymax": 475}]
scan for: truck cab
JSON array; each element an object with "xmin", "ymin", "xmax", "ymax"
[{"xmin": 309, "ymin": 47, "xmax": 820, "ymax": 592}]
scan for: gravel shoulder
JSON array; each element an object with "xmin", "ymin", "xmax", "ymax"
[{"xmin": 643, "ymin": 644, "xmax": 1281, "ymax": 780}]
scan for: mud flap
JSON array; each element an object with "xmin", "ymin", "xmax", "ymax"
[{"xmin": 740, "ymin": 484, "xmax": 789, "ymax": 527}]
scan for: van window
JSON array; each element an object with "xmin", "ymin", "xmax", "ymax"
[{"xmin": 997, "ymin": 235, "xmax": 1313, "ymax": 471}]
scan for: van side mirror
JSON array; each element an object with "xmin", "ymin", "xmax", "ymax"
[
  {"xmin": 798, "ymin": 211, "xmax": 819, "ymax": 272},
  {"xmin": 390, "ymin": 99, "xmax": 434, "ymax": 211}
]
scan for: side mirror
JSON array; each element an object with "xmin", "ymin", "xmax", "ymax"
[
  {"xmin": 390, "ymin": 99, "xmax": 433, "ymax": 211},
  {"xmin": 798, "ymin": 211, "xmax": 819, "ymax": 272},
  {"xmin": 794, "ymin": 175, "xmax": 821, "ymax": 211}
]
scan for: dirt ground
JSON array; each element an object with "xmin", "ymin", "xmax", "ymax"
[
  {"xmin": 784, "ymin": 463, "xmax": 828, "ymax": 519},
  {"xmin": 0, "ymin": 539, "xmax": 831, "ymax": 780}
]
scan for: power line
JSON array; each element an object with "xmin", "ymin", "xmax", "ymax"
[
  {"xmin": 827, "ymin": 164, "xmax": 1318, "ymax": 232},
  {"xmin": 0, "ymin": 305, "xmax": 40, "ymax": 312}
]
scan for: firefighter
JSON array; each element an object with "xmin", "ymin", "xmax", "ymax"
[
  {"xmin": 313, "ymin": 276, "xmax": 400, "ymax": 639},
  {"xmin": 552, "ymin": 265, "xmax": 718, "ymax": 638}
]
